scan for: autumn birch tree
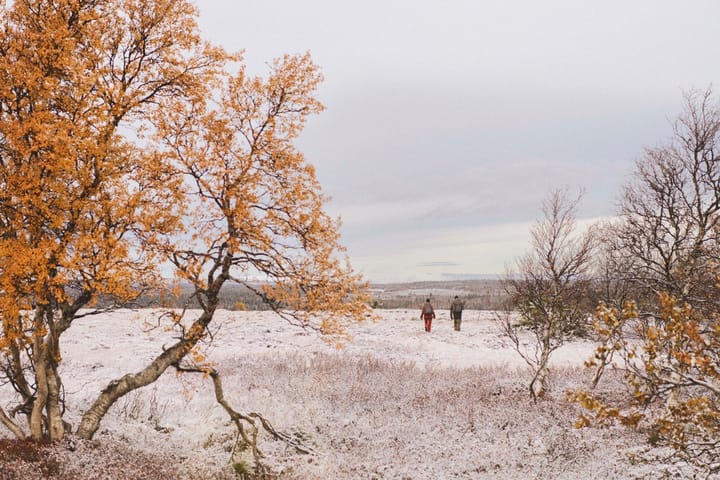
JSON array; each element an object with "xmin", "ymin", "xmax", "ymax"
[{"xmin": 0, "ymin": 0, "xmax": 368, "ymax": 443}]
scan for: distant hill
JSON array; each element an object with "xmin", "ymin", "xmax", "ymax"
[{"xmin": 369, "ymin": 279, "xmax": 507, "ymax": 310}]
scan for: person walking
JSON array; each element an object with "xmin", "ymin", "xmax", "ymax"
[
  {"xmin": 450, "ymin": 295, "xmax": 464, "ymax": 331},
  {"xmin": 420, "ymin": 298, "xmax": 435, "ymax": 333}
]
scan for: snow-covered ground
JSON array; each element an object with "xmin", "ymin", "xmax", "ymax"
[{"xmin": 0, "ymin": 309, "xmax": 700, "ymax": 479}]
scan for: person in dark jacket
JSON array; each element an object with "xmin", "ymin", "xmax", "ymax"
[
  {"xmin": 420, "ymin": 298, "xmax": 435, "ymax": 332},
  {"xmin": 450, "ymin": 295, "xmax": 465, "ymax": 331}
]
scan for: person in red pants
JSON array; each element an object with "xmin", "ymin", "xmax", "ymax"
[{"xmin": 420, "ymin": 298, "xmax": 436, "ymax": 332}]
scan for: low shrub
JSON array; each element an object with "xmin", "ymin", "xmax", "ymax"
[{"xmin": 0, "ymin": 438, "xmax": 60, "ymax": 478}]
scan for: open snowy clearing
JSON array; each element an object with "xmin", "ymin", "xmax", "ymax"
[{"xmin": 0, "ymin": 309, "xmax": 700, "ymax": 479}]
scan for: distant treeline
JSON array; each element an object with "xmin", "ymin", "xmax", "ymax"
[
  {"xmin": 128, "ymin": 280, "xmax": 509, "ymax": 311},
  {"xmin": 136, "ymin": 283, "xmax": 274, "ymax": 311}
]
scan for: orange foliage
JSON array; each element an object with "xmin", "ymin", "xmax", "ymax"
[{"xmin": 150, "ymin": 51, "xmax": 370, "ymax": 342}]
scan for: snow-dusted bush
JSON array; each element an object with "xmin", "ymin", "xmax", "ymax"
[
  {"xmin": 0, "ymin": 310, "xmax": 705, "ymax": 478},
  {"xmin": 231, "ymin": 355, "xmax": 676, "ymax": 479}
]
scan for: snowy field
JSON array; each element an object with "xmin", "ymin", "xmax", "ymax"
[{"xmin": 0, "ymin": 309, "xmax": 701, "ymax": 479}]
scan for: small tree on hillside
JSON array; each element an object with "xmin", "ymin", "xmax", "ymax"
[{"xmin": 499, "ymin": 188, "xmax": 595, "ymax": 400}]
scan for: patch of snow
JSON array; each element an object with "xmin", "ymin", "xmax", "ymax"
[{"xmin": 0, "ymin": 309, "xmax": 697, "ymax": 479}]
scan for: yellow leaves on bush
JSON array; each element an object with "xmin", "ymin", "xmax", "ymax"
[
  {"xmin": 619, "ymin": 412, "xmax": 643, "ymax": 427},
  {"xmin": 646, "ymin": 325, "xmax": 658, "ymax": 341},
  {"xmin": 574, "ymin": 415, "xmax": 591, "ymax": 429},
  {"xmin": 572, "ymin": 287, "xmax": 720, "ymax": 470},
  {"xmin": 568, "ymin": 390, "xmax": 645, "ymax": 428},
  {"xmin": 567, "ymin": 390, "xmax": 600, "ymax": 412}
]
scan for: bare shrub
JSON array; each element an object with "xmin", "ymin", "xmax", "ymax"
[
  {"xmin": 500, "ymin": 188, "xmax": 596, "ymax": 400},
  {"xmin": 116, "ymin": 386, "xmax": 170, "ymax": 432}
]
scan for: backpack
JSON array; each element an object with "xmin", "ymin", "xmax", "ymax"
[
  {"xmin": 451, "ymin": 299, "xmax": 463, "ymax": 313},
  {"xmin": 423, "ymin": 304, "xmax": 433, "ymax": 315}
]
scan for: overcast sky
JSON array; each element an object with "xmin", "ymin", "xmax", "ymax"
[{"xmin": 196, "ymin": 0, "xmax": 720, "ymax": 283}]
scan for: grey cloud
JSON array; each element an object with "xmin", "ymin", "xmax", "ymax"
[
  {"xmin": 416, "ymin": 262, "xmax": 459, "ymax": 268},
  {"xmin": 197, "ymin": 0, "xmax": 720, "ymax": 282}
]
